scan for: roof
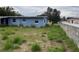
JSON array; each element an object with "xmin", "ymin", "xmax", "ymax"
[
  {"xmin": 0, "ymin": 16, "xmax": 8, "ymax": 19},
  {"xmin": 67, "ymin": 17, "xmax": 79, "ymax": 20},
  {"xmin": 0, "ymin": 16, "xmax": 47, "ymax": 19}
]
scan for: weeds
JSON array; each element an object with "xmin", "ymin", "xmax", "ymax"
[
  {"xmin": 2, "ymin": 35, "xmax": 8, "ymax": 40},
  {"xmin": 31, "ymin": 43, "xmax": 41, "ymax": 52},
  {"xmin": 3, "ymin": 39, "xmax": 14, "ymax": 51},
  {"xmin": 13, "ymin": 36, "xmax": 26, "ymax": 45},
  {"xmin": 48, "ymin": 46, "xmax": 65, "ymax": 52}
]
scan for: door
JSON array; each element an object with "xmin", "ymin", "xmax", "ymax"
[
  {"xmin": 1, "ymin": 18, "xmax": 5, "ymax": 24},
  {"xmin": 1, "ymin": 18, "xmax": 9, "ymax": 25}
]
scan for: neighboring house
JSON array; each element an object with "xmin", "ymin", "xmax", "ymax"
[
  {"xmin": 0, "ymin": 16, "xmax": 48, "ymax": 27},
  {"xmin": 66, "ymin": 18, "xmax": 79, "ymax": 24}
]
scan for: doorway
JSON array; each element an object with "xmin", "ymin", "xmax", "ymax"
[{"xmin": 1, "ymin": 18, "xmax": 9, "ymax": 25}]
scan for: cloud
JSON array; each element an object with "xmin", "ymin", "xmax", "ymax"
[{"xmin": 13, "ymin": 6, "xmax": 79, "ymax": 17}]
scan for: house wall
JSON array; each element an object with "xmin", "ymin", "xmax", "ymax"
[
  {"xmin": 67, "ymin": 19, "xmax": 79, "ymax": 24},
  {"xmin": 8, "ymin": 18, "xmax": 48, "ymax": 27}
]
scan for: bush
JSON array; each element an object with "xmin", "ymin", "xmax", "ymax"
[
  {"xmin": 31, "ymin": 43, "xmax": 41, "ymax": 52},
  {"xmin": 13, "ymin": 37, "xmax": 25, "ymax": 45},
  {"xmin": 48, "ymin": 46, "xmax": 65, "ymax": 52}
]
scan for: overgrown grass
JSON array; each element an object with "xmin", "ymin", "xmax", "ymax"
[
  {"xmin": 0, "ymin": 24, "xmax": 79, "ymax": 52},
  {"xmin": 48, "ymin": 25, "xmax": 67, "ymax": 40},
  {"xmin": 48, "ymin": 24, "xmax": 79, "ymax": 51},
  {"xmin": 2, "ymin": 36, "xmax": 25, "ymax": 51}
]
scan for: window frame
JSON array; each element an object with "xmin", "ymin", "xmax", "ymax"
[{"xmin": 35, "ymin": 20, "xmax": 39, "ymax": 23}]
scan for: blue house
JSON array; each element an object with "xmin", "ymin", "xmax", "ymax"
[{"xmin": 0, "ymin": 16, "xmax": 48, "ymax": 27}]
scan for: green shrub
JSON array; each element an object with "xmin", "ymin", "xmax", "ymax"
[
  {"xmin": 31, "ymin": 43, "xmax": 41, "ymax": 52},
  {"xmin": 13, "ymin": 37, "xmax": 25, "ymax": 45},
  {"xmin": 48, "ymin": 46, "xmax": 65, "ymax": 52},
  {"xmin": 2, "ymin": 35, "xmax": 8, "ymax": 40}
]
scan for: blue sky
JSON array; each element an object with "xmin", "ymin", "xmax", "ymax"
[{"xmin": 13, "ymin": 6, "xmax": 79, "ymax": 17}]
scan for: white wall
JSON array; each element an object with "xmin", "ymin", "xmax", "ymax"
[{"xmin": 59, "ymin": 22, "xmax": 79, "ymax": 48}]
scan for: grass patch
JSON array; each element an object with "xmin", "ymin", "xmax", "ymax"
[
  {"xmin": 3, "ymin": 38, "xmax": 21, "ymax": 51},
  {"xmin": 13, "ymin": 36, "xmax": 26, "ymax": 45},
  {"xmin": 0, "ymin": 24, "xmax": 78, "ymax": 52},
  {"xmin": 2, "ymin": 35, "xmax": 8, "ymax": 40},
  {"xmin": 31, "ymin": 43, "xmax": 41, "ymax": 52},
  {"xmin": 48, "ymin": 46, "xmax": 65, "ymax": 52},
  {"xmin": 48, "ymin": 24, "xmax": 79, "ymax": 51},
  {"xmin": 48, "ymin": 25, "xmax": 67, "ymax": 40},
  {"xmin": 65, "ymin": 39, "xmax": 79, "ymax": 52},
  {"xmin": 3, "ymin": 39, "xmax": 14, "ymax": 51}
]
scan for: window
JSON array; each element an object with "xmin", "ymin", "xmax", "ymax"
[
  {"xmin": 23, "ymin": 19, "xmax": 26, "ymax": 21},
  {"xmin": 35, "ymin": 20, "xmax": 38, "ymax": 23},
  {"xmin": 13, "ymin": 19, "xmax": 16, "ymax": 22}
]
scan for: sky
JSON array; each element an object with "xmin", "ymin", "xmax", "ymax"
[{"xmin": 13, "ymin": 6, "xmax": 79, "ymax": 17}]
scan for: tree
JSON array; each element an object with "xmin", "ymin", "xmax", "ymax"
[
  {"xmin": 62, "ymin": 16, "xmax": 66, "ymax": 21},
  {"xmin": 52, "ymin": 9, "xmax": 61, "ymax": 23},
  {"xmin": 0, "ymin": 6, "xmax": 22, "ymax": 16},
  {"xmin": 47, "ymin": 7, "xmax": 53, "ymax": 22},
  {"xmin": 38, "ymin": 7, "xmax": 61, "ymax": 24}
]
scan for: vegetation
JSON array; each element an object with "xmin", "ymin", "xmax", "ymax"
[
  {"xmin": 3, "ymin": 36, "xmax": 24, "ymax": 51},
  {"xmin": 31, "ymin": 43, "xmax": 41, "ymax": 52},
  {"xmin": 0, "ymin": 24, "xmax": 78, "ymax": 51},
  {"xmin": 38, "ymin": 7, "xmax": 61, "ymax": 24},
  {"xmin": 48, "ymin": 24, "xmax": 79, "ymax": 52},
  {"xmin": 2, "ymin": 35, "xmax": 8, "ymax": 40},
  {"xmin": 48, "ymin": 46, "xmax": 65, "ymax": 52},
  {"xmin": 13, "ymin": 36, "xmax": 25, "ymax": 45},
  {"xmin": 0, "ymin": 6, "xmax": 22, "ymax": 16},
  {"xmin": 3, "ymin": 39, "xmax": 20, "ymax": 51},
  {"xmin": 3, "ymin": 39, "xmax": 14, "ymax": 51}
]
